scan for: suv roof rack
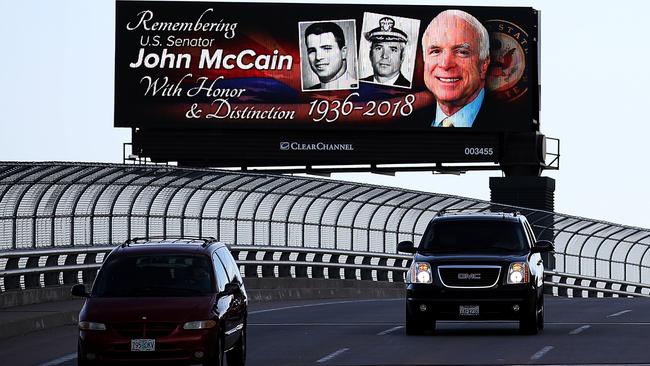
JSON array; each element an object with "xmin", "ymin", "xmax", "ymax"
[
  {"xmin": 435, "ymin": 210, "xmax": 521, "ymax": 218},
  {"xmin": 122, "ymin": 236, "xmax": 218, "ymax": 248},
  {"xmin": 435, "ymin": 208, "xmax": 469, "ymax": 217}
]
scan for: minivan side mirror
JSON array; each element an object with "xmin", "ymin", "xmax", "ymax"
[
  {"xmin": 71, "ymin": 284, "xmax": 89, "ymax": 298},
  {"xmin": 397, "ymin": 240, "xmax": 416, "ymax": 254},
  {"xmin": 532, "ymin": 240, "xmax": 555, "ymax": 253},
  {"xmin": 219, "ymin": 283, "xmax": 240, "ymax": 297}
]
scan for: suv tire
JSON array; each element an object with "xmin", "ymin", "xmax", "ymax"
[
  {"xmin": 405, "ymin": 304, "xmax": 436, "ymax": 335},
  {"xmin": 519, "ymin": 297, "xmax": 541, "ymax": 335},
  {"xmin": 227, "ymin": 325, "xmax": 246, "ymax": 366},
  {"xmin": 537, "ymin": 295, "xmax": 545, "ymax": 331}
]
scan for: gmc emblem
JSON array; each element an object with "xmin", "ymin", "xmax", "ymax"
[{"xmin": 458, "ymin": 273, "xmax": 482, "ymax": 280}]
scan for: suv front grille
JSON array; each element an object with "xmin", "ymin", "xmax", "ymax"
[
  {"xmin": 438, "ymin": 265, "xmax": 501, "ymax": 288},
  {"xmin": 111, "ymin": 322, "xmax": 178, "ymax": 338}
]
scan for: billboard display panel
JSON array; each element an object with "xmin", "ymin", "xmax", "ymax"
[{"xmin": 115, "ymin": 1, "xmax": 540, "ymax": 166}]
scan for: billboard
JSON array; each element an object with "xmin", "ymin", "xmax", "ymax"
[{"xmin": 115, "ymin": 1, "xmax": 540, "ymax": 167}]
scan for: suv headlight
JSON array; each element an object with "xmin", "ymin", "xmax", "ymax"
[
  {"xmin": 78, "ymin": 321, "xmax": 106, "ymax": 331},
  {"xmin": 183, "ymin": 320, "xmax": 217, "ymax": 330},
  {"xmin": 408, "ymin": 262, "xmax": 433, "ymax": 284},
  {"xmin": 507, "ymin": 262, "xmax": 529, "ymax": 284}
]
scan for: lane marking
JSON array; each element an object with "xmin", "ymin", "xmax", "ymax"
[
  {"xmin": 530, "ymin": 345, "xmax": 554, "ymax": 361},
  {"xmin": 317, "ymin": 348, "xmax": 350, "ymax": 363},
  {"xmin": 555, "ymin": 322, "xmax": 649, "ymax": 325},
  {"xmin": 377, "ymin": 326, "xmax": 403, "ymax": 335},
  {"xmin": 608, "ymin": 309, "xmax": 632, "ymax": 317},
  {"xmin": 569, "ymin": 325, "xmax": 591, "ymax": 335},
  {"xmin": 252, "ymin": 321, "xmax": 650, "ymax": 326},
  {"xmin": 250, "ymin": 298, "xmax": 401, "ymax": 315},
  {"xmin": 38, "ymin": 353, "xmax": 76, "ymax": 366},
  {"xmin": 251, "ymin": 322, "xmax": 398, "ymax": 326}
]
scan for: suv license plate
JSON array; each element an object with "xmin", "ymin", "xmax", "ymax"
[
  {"xmin": 131, "ymin": 339, "xmax": 155, "ymax": 352},
  {"xmin": 459, "ymin": 305, "xmax": 480, "ymax": 316}
]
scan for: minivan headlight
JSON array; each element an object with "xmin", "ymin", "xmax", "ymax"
[
  {"xmin": 408, "ymin": 262, "xmax": 433, "ymax": 284},
  {"xmin": 507, "ymin": 262, "xmax": 529, "ymax": 284},
  {"xmin": 183, "ymin": 320, "xmax": 217, "ymax": 330},
  {"xmin": 78, "ymin": 321, "xmax": 106, "ymax": 331}
]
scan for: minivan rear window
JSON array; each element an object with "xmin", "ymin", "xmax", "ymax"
[{"xmin": 93, "ymin": 255, "xmax": 214, "ymax": 297}]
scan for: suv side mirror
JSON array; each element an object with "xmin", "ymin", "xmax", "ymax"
[
  {"xmin": 532, "ymin": 240, "xmax": 555, "ymax": 253},
  {"xmin": 71, "ymin": 284, "xmax": 89, "ymax": 298},
  {"xmin": 397, "ymin": 241, "xmax": 416, "ymax": 254},
  {"xmin": 219, "ymin": 283, "xmax": 240, "ymax": 297}
]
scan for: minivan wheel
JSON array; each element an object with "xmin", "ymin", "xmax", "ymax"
[
  {"xmin": 203, "ymin": 336, "xmax": 224, "ymax": 366},
  {"xmin": 226, "ymin": 325, "xmax": 246, "ymax": 366},
  {"xmin": 77, "ymin": 340, "xmax": 95, "ymax": 366}
]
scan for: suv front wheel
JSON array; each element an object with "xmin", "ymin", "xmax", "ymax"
[
  {"xmin": 519, "ymin": 296, "xmax": 543, "ymax": 335},
  {"xmin": 405, "ymin": 304, "xmax": 436, "ymax": 335}
]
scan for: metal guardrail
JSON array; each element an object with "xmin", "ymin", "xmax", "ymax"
[
  {"xmin": 1, "ymin": 246, "xmax": 648, "ymax": 298},
  {"xmin": 0, "ymin": 162, "xmax": 648, "ymax": 293}
]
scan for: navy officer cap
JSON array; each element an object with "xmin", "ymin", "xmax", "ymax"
[{"xmin": 365, "ymin": 17, "xmax": 408, "ymax": 43}]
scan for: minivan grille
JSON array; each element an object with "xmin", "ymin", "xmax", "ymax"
[
  {"xmin": 438, "ymin": 266, "xmax": 501, "ymax": 288},
  {"xmin": 111, "ymin": 322, "xmax": 178, "ymax": 338}
]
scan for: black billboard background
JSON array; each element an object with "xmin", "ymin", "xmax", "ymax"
[{"xmin": 116, "ymin": 1, "xmax": 541, "ymax": 167}]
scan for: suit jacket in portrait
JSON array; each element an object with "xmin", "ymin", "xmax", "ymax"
[
  {"xmin": 361, "ymin": 73, "xmax": 411, "ymax": 88},
  {"xmin": 411, "ymin": 92, "xmax": 525, "ymax": 131}
]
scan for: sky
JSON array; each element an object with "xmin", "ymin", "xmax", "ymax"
[{"xmin": 0, "ymin": 0, "xmax": 648, "ymax": 228}]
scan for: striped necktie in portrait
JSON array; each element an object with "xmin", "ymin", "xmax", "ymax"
[{"xmin": 441, "ymin": 118, "xmax": 454, "ymax": 127}]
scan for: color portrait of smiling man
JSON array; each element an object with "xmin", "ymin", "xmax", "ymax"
[{"xmin": 422, "ymin": 10, "xmax": 491, "ymax": 128}]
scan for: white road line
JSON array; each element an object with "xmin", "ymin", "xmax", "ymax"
[
  {"xmin": 569, "ymin": 325, "xmax": 591, "ymax": 335},
  {"xmin": 252, "ymin": 321, "xmax": 650, "ymax": 326},
  {"xmin": 250, "ymin": 322, "xmax": 398, "ymax": 326},
  {"xmin": 249, "ymin": 298, "xmax": 401, "ymax": 315},
  {"xmin": 377, "ymin": 326, "xmax": 403, "ymax": 335},
  {"xmin": 607, "ymin": 309, "xmax": 632, "ymax": 317},
  {"xmin": 38, "ymin": 353, "xmax": 76, "ymax": 366},
  {"xmin": 561, "ymin": 322, "xmax": 649, "ymax": 325},
  {"xmin": 530, "ymin": 345, "xmax": 554, "ymax": 361},
  {"xmin": 317, "ymin": 348, "xmax": 350, "ymax": 363}
]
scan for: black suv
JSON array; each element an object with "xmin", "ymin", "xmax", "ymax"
[
  {"xmin": 398, "ymin": 212, "xmax": 554, "ymax": 335},
  {"xmin": 72, "ymin": 237, "xmax": 247, "ymax": 365}
]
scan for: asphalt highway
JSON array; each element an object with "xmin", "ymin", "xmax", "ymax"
[{"xmin": 2, "ymin": 296, "xmax": 650, "ymax": 366}]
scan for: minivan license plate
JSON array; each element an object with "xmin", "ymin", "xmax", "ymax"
[
  {"xmin": 131, "ymin": 339, "xmax": 155, "ymax": 352},
  {"xmin": 459, "ymin": 305, "xmax": 480, "ymax": 316}
]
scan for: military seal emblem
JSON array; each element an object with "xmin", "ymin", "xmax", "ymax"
[{"xmin": 485, "ymin": 20, "xmax": 530, "ymax": 102}]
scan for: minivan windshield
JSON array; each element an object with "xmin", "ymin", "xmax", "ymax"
[
  {"xmin": 93, "ymin": 255, "xmax": 214, "ymax": 297},
  {"xmin": 419, "ymin": 220, "xmax": 527, "ymax": 252}
]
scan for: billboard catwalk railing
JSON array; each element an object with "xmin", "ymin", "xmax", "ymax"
[{"xmin": 0, "ymin": 162, "xmax": 648, "ymax": 286}]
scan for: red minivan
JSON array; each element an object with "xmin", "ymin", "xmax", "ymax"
[{"xmin": 72, "ymin": 237, "xmax": 247, "ymax": 365}]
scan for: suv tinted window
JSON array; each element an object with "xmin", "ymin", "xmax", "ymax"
[
  {"xmin": 93, "ymin": 255, "xmax": 214, "ymax": 297},
  {"xmin": 419, "ymin": 220, "xmax": 527, "ymax": 252},
  {"xmin": 522, "ymin": 220, "xmax": 537, "ymax": 247}
]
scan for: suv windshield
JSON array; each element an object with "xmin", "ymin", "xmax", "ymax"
[
  {"xmin": 93, "ymin": 254, "xmax": 214, "ymax": 297},
  {"xmin": 419, "ymin": 220, "xmax": 527, "ymax": 252}
]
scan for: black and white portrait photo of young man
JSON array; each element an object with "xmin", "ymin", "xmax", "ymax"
[
  {"xmin": 298, "ymin": 19, "xmax": 359, "ymax": 92},
  {"xmin": 359, "ymin": 12, "xmax": 420, "ymax": 89}
]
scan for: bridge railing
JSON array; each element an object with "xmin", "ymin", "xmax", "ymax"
[
  {"xmin": 0, "ymin": 162, "xmax": 648, "ymax": 294},
  {"xmin": 1, "ymin": 245, "xmax": 648, "ymax": 301}
]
